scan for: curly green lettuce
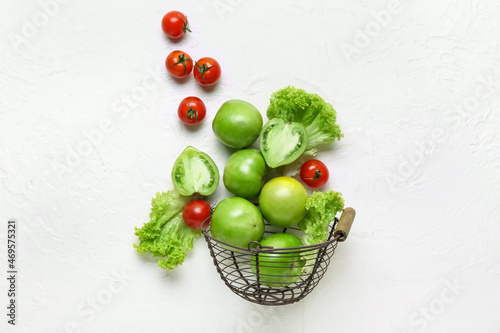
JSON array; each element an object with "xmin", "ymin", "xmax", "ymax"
[
  {"xmin": 134, "ymin": 190, "xmax": 202, "ymax": 270},
  {"xmin": 298, "ymin": 191, "xmax": 344, "ymax": 273},
  {"xmin": 267, "ymin": 86, "xmax": 343, "ymax": 155}
]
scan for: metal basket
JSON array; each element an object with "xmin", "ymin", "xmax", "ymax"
[{"xmin": 201, "ymin": 207, "xmax": 356, "ymax": 306}]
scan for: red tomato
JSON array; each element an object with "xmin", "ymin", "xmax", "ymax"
[
  {"xmin": 300, "ymin": 159, "xmax": 329, "ymax": 188},
  {"xmin": 182, "ymin": 199, "xmax": 212, "ymax": 229},
  {"xmin": 166, "ymin": 50, "xmax": 193, "ymax": 79},
  {"xmin": 193, "ymin": 57, "xmax": 221, "ymax": 86},
  {"xmin": 178, "ymin": 96, "xmax": 206, "ymax": 125},
  {"xmin": 161, "ymin": 11, "xmax": 191, "ymax": 39}
]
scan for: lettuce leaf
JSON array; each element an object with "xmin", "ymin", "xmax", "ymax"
[
  {"xmin": 298, "ymin": 191, "xmax": 344, "ymax": 273},
  {"xmin": 267, "ymin": 86, "xmax": 343, "ymax": 155},
  {"xmin": 134, "ymin": 190, "xmax": 202, "ymax": 270}
]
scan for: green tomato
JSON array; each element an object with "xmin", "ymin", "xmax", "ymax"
[
  {"xmin": 259, "ymin": 177, "xmax": 308, "ymax": 228},
  {"xmin": 212, "ymin": 99, "xmax": 263, "ymax": 149},
  {"xmin": 259, "ymin": 118, "xmax": 308, "ymax": 168},
  {"xmin": 171, "ymin": 146, "xmax": 219, "ymax": 196},
  {"xmin": 251, "ymin": 233, "xmax": 304, "ymax": 287},
  {"xmin": 223, "ymin": 149, "xmax": 268, "ymax": 200},
  {"xmin": 210, "ymin": 197, "xmax": 265, "ymax": 248}
]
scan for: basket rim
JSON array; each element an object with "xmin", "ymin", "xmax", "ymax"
[{"xmin": 200, "ymin": 217, "xmax": 340, "ymax": 254}]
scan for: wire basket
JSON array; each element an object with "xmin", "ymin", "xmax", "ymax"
[{"xmin": 201, "ymin": 207, "xmax": 356, "ymax": 306}]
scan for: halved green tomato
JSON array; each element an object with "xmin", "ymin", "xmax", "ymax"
[
  {"xmin": 171, "ymin": 146, "xmax": 219, "ymax": 196},
  {"xmin": 259, "ymin": 118, "xmax": 308, "ymax": 168}
]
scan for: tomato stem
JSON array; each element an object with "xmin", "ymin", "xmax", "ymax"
[
  {"xmin": 177, "ymin": 14, "xmax": 191, "ymax": 33},
  {"xmin": 194, "ymin": 62, "xmax": 214, "ymax": 83},
  {"xmin": 304, "ymin": 170, "xmax": 322, "ymax": 181},
  {"xmin": 186, "ymin": 105, "xmax": 199, "ymax": 122},
  {"xmin": 170, "ymin": 53, "xmax": 192, "ymax": 74}
]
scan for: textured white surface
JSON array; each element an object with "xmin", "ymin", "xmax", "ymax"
[{"xmin": 1, "ymin": 0, "xmax": 500, "ymax": 332}]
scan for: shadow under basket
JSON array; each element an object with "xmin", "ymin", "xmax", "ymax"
[{"xmin": 201, "ymin": 207, "xmax": 356, "ymax": 306}]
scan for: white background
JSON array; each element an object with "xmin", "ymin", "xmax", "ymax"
[{"xmin": 1, "ymin": 0, "xmax": 500, "ymax": 332}]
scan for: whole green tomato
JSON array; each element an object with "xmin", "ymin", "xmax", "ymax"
[
  {"xmin": 259, "ymin": 177, "xmax": 308, "ymax": 228},
  {"xmin": 210, "ymin": 197, "xmax": 265, "ymax": 248},
  {"xmin": 212, "ymin": 99, "xmax": 263, "ymax": 149},
  {"xmin": 251, "ymin": 233, "xmax": 305, "ymax": 287},
  {"xmin": 223, "ymin": 149, "xmax": 268, "ymax": 200}
]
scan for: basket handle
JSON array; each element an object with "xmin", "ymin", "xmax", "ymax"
[{"xmin": 334, "ymin": 207, "xmax": 356, "ymax": 242}]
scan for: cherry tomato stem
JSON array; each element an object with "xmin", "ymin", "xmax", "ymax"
[
  {"xmin": 169, "ymin": 52, "xmax": 192, "ymax": 75},
  {"xmin": 303, "ymin": 169, "xmax": 322, "ymax": 181},
  {"xmin": 195, "ymin": 62, "xmax": 213, "ymax": 82},
  {"xmin": 176, "ymin": 14, "xmax": 191, "ymax": 33},
  {"xmin": 185, "ymin": 105, "xmax": 199, "ymax": 122}
]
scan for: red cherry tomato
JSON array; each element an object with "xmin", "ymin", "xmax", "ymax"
[
  {"xmin": 300, "ymin": 159, "xmax": 329, "ymax": 188},
  {"xmin": 161, "ymin": 11, "xmax": 191, "ymax": 39},
  {"xmin": 193, "ymin": 57, "xmax": 221, "ymax": 86},
  {"xmin": 178, "ymin": 96, "xmax": 206, "ymax": 125},
  {"xmin": 166, "ymin": 50, "xmax": 193, "ymax": 79},
  {"xmin": 182, "ymin": 199, "xmax": 212, "ymax": 229}
]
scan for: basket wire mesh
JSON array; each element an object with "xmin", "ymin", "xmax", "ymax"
[{"xmin": 201, "ymin": 208, "xmax": 355, "ymax": 306}]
